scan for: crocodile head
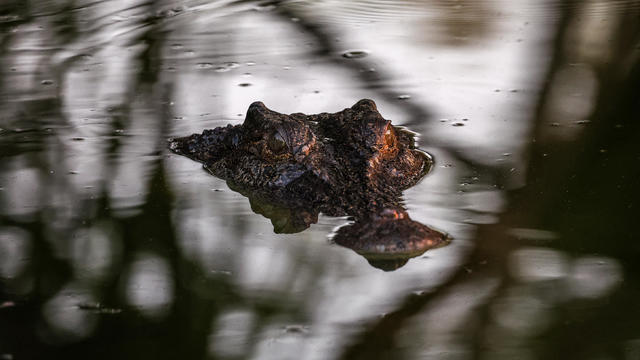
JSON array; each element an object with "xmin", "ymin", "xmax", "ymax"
[
  {"xmin": 169, "ymin": 99, "xmax": 449, "ymax": 270},
  {"xmin": 169, "ymin": 99, "xmax": 431, "ymax": 194}
]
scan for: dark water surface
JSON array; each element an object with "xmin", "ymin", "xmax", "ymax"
[{"xmin": 1, "ymin": 0, "xmax": 639, "ymax": 359}]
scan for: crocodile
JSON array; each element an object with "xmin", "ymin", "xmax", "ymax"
[{"xmin": 169, "ymin": 99, "xmax": 449, "ymax": 270}]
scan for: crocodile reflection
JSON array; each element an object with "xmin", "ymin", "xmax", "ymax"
[{"xmin": 169, "ymin": 99, "xmax": 450, "ymax": 270}]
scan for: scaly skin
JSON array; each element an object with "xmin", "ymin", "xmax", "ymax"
[{"xmin": 169, "ymin": 99, "xmax": 450, "ymax": 270}]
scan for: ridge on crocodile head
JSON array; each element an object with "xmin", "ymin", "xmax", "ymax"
[{"xmin": 169, "ymin": 99, "xmax": 450, "ymax": 271}]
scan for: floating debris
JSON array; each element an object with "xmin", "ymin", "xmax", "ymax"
[
  {"xmin": 283, "ymin": 325, "xmax": 309, "ymax": 334},
  {"xmin": 397, "ymin": 94, "xmax": 411, "ymax": 100},
  {"xmin": 238, "ymin": 83, "xmax": 252, "ymax": 87},
  {"xmin": 342, "ymin": 50, "xmax": 369, "ymax": 59},
  {"xmin": 452, "ymin": 122, "xmax": 465, "ymax": 127},
  {"xmin": 41, "ymin": 79, "xmax": 54, "ymax": 85},
  {"xmin": 0, "ymin": 301, "xmax": 16, "ymax": 309}
]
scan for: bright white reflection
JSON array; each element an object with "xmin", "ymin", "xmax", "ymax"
[
  {"xmin": 71, "ymin": 221, "xmax": 122, "ymax": 282},
  {"xmin": 208, "ymin": 309, "xmax": 255, "ymax": 358},
  {"xmin": 237, "ymin": 245, "xmax": 294, "ymax": 293},
  {"xmin": 0, "ymin": 160, "xmax": 42, "ymax": 220},
  {"xmin": 569, "ymin": 256, "xmax": 622, "ymax": 299},
  {"xmin": 40, "ymin": 283, "xmax": 98, "ymax": 343},
  {"xmin": 123, "ymin": 253, "xmax": 174, "ymax": 319},
  {"xmin": 0, "ymin": 227, "xmax": 31, "ymax": 279},
  {"xmin": 509, "ymin": 246, "xmax": 569, "ymax": 282}
]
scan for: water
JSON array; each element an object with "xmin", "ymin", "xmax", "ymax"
[{"xmin": 1, "ymin": 0, "xmax": 639, "ymax": 359}]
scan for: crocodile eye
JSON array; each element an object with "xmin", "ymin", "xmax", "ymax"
[{"xmin": 268, "ymin": 132, "xmax": 288, "ymax": 154}]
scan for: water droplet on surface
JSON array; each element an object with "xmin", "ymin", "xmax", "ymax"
[
  {"xmin": 196, "ymin": 63, "xmax": 214, "ymax": 69},
  {"xmin": 397, "ymin": 94, "xmax": 411, "ymax": 100},
  {"xmin": 342, "ymin": 50, "xmax": 369, "ymax": 59},
  {"xmin": 214, "ymin": 62, "xmax": 239, "ymax": 72}
]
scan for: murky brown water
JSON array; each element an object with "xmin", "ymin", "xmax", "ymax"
[{"xmin": 1, "ymin": 0, "xmax": 639, "ymax": 359}]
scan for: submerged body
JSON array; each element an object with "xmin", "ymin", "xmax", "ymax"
[{"xmin": 170, "ymin": 99, "xmax": 449, "ymax": 270}]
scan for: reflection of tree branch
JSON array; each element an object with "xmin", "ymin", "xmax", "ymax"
[
  {"xmin": 270, "ymin": 3, "xmax": 432, "ymax": 126},
  {"xmin": 338, "ymin": 221, "xmax": 518, "ymax": 359},
  {"xmin": 264, "ymin": 1, "xmax": 508, "ymax": 180},
  {"xmin": 336, "ymin": 1, "xmax": 595, "ymax": 357}
]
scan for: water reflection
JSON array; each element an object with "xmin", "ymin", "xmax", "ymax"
[{"xmin": 1, "ymin": 0, "xmax": 639, "ymax": 359}]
